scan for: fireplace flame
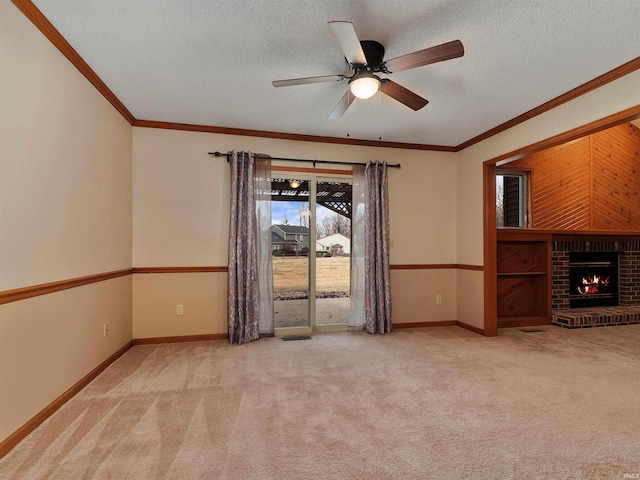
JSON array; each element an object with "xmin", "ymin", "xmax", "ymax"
[{"xmin": 577, "ymin": 274, "xmax": 610, "ymax": 295}]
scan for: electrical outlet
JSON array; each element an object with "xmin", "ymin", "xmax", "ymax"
[
  {"xmin": 176, "ymin": 304, "xmax": 184, "ymax": 316},
  {"xmin": 436, "ymin": 295, "xmax": 442, "ymax": 304},
  {"xmin": 103, "ymin": 322, "xmax": 109, "ymax": 337}
]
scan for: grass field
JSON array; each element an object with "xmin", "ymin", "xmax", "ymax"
[{"xmin": 272, "ymin": 256, "xmax": 350, "ymax": 293}]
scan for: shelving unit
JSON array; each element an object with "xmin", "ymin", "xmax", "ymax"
[{"xmin": 496, "ymin": 232, "xmax": 552, "ymax": 327}]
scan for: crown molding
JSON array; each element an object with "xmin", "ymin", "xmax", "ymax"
[
  {"xmin": 484, "ymin": 105, "xmax": 640, "ymax": 166},
  {"xmin": 12, "ymin": 1, "xmax": 640, "ymax": 152},
  {"xmin": 455, "ymin": 56, "xmax": 640, "ymax": 152},
  {"xmin": 132, "ymin": 120, "xmax": 457, "ymax": 152}
]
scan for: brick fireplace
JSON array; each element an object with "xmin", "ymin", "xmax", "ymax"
[
  {"xmin": 552, "ymin": 240, "xmax": 640, "ymax": 327},
  {"xmin": 568, "ymin": 251, "xmax": 618, "ymax": 308}
]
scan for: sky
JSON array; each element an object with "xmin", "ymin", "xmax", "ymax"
[{"xmin": 271, "ymin": 201, "xmax": 332, "ymax": 228}]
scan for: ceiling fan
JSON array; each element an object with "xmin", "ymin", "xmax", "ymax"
[{"xmin": 272, "ymin": 21, "xmax": 464, "ymax": 119}]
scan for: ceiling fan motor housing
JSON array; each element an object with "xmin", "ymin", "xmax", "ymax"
[{"xmin": 347, "ymin": 40, "xmax": 386, "ymax": 73}]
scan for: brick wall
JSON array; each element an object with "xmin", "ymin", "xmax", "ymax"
[
  {"xmin": 552, "ymin": 251, "xmax": 570, "ymax": 310},
  {"xmin": 619, "ymin": 251, "xmax": 640, "ymax": 305},
  {"xmin": 552, "ymin": 241, "xmax": 640, "ymax": 310}
]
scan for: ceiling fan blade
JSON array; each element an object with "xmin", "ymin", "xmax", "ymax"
[
  {"xmin": 380, "ymin": 79, "xmax": 428, "ymax": 111},
  {"xmin": 328, "ymin": 90, "xmax": 354, "ymax": 119},
  {"xmin": 273, "ymin": 74, "xmax": 346, "ymax": 88},
  {"xmin": 328, "ymin": 21, "xmax": 367, "ymax": 65},
  {"xmin": 384, "ymin": 39, "xmax": 464, "ymax": 73}
]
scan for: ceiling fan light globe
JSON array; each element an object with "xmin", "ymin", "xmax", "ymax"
[{"xmin": 350, "ymin": 76, "xmax": 380, "ymax": 99}]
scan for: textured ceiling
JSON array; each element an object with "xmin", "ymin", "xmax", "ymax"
[{"xmin": 31, "ymin": 0, "xmax": 640, "ymax": 147}]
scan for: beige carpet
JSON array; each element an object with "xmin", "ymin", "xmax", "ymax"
[{"xmin": 1, "ymin": 325, "xmax": 640, "ymax": 479}]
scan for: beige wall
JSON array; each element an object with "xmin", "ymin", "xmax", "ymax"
[
  {"xmin": 0, "ymin": 277, "xmax": 132, "ymax": 440},
  {"xmin": 0, "ymin": 2, "xmax": 133, "ymax": 442},
  {"xmin": 457, "ymin": 69, "xmax": 640, "ymax": 265},
  {"xmin": 391, "ymin": 269, "xmax": 457, "ymax": 324},
  {"xmin": 133, "ymin": 67, "xmax": 640, "ymax": 337},
  {"xmin": 2, "ymin": 0, "xmax": 639, "ymax": 449},
  {"xmin": 133, "ymin": 273, "xmax": 227, "ymax": 338},
  {"xmin": 455, "ymin": 69, "xmax": 640, "ymax": 329},
  {"xmin": 455, "ymin": 270, "xmax": 484, "ymax": 329},
  {"xmin": 0, "ymin": 3, "xmax": 133, "ymax": 290},
  {"xmin": 132, "ymin": 127, "xmax": 459, "ymax": 337},
  {"xmin": 132, "ymin": 127, "xmax": 458, "ymax": 266}
]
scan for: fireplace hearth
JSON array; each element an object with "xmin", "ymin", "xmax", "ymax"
[
  {"xmin": 551, "ymin": 239, "xmax": 640, "ymax": 327},
  {"xmin": 569, "ymin": 252, "xmax": 618, "ymax": 308}
]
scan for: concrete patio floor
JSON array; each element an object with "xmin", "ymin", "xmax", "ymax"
[{"xmin": 274, "ymin": 297, "xmax": 350, "ymax": 328}]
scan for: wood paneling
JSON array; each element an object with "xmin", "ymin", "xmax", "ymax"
[
  {"xmin": 486, "ymin": 106, "xmax": 640, "ymax": 166},
  {"xmin": 497, "ymin": 275, "xmax": 547, "ymax": 318},
  {"xmin": 501, "ymin": 228, "xmax": 640, "ymax": 238},
  {"xmin": 592, "ymin": 123, "xmax": 640, "ymax": 229},
  {"xmin": 485, "ymin": 112, "xmax": 640, "ymax": 336},
  {"xmin": 507, "ymin": 123, "xmax": 640, "ymax": 231},
  {"xmin": 497, "ymin": 241, "xmax": 547, "ymax": 273},
  {"xmin": 510, "ymin": 137, "xmax": 591, "ymax": 229}
]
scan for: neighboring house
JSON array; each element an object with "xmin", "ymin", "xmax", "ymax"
[
  {"xmin": 271, "ymin": 224, "xmax": 310, "ymax": 252},
  {"xmin": 316, "ymin": 233, "xmax": 351, "ymax": 255}
]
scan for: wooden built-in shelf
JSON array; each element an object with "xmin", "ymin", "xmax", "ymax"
[
  {"xmin": 495, "ymin": 228, "xmax": 640, "ymax": 328},
  {"xmin": 496, "ymin": 231, "xmax": 552, "ymax": 328},
  {"xmin": 498, "ymin": 228, "xmax": 640, "ymax": 239}
]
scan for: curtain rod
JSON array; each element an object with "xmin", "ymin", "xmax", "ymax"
[{"xmin": 208, "ymin": 151, "xmax": 400, "ymax": 168}]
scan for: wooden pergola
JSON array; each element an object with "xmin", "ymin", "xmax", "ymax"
[{"xmin": 269, "ymin": 179, "xmax": 352, "ymax": 218}]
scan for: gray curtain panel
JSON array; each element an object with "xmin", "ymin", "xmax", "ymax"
[
  {"xmin": 349, "ymin": 165, "xmax": 366, "ymax": 328},
  {"xmin": 364, "ymin": 161, "xmax": 392, "ymax": 334},
  {"xmin": 254, "ymin": 158, "xmax": 274, "ymax": 335},
  {"xmin": 227, "ymin": 151, "xmax": 260, "ymax": 344}
]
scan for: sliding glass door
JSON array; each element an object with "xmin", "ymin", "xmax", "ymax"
[
  {"xmin": 271, "ymin": 178, "xmax": 312, "ymax": 332},
  {"xmin": 315, "ymin": 181, "xmax": 351, "ymax": 328},
  {"xmin": 270, "ymin": 173, "xmax": 352, "ymax": 335}
]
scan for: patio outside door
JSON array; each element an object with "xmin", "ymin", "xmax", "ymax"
[{"xmin": 270, "ymin": 174, "xmax": 352, "ymax": 335}]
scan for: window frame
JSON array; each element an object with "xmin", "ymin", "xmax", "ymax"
[{"xmin": 496, "ymin": 168, "xmax": 531, "ymax": 228}]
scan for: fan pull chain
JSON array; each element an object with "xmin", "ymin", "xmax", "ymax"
[
  {"xmin": 378, "ymin": 90, "xmax": 382, "ymax": 140},
  {"xmin": 346, "ymin": 91, "xmax": 351, "ymax": 137}
]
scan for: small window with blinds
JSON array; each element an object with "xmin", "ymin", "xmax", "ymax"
[{"xmin": 496, "ymin": 170, "xmax": 530, "ymax": 228}]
